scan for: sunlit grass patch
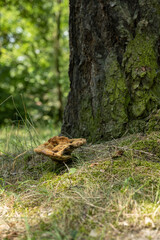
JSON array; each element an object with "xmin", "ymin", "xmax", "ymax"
[
  {"xmin": 0, "ymin": 121, "xmax": 60, "ymax": 153},
  {"xmin": 20, "ymin": 157, "xmax": 160, "ymax": 239}
]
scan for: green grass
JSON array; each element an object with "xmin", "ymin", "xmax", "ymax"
[{"xmin": 0, "ymin": 126, "xmax": 160, "ymax": 239}]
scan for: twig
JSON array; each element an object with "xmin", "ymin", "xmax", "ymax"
[
  {"xmin": 12, "ymin": 151, "xmax": 27, "ymax": 170},
  {"xmin": 73, "ymin": 191, "xmax": 106, "ymax": 211}
]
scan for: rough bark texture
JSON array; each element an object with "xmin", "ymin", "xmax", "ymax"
[{"xmin": 62, "ymin": 0, "xmax": 160, "ymax": 142}]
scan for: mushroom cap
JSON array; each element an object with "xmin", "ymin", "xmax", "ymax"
[{"xmin": 34, "ymin": 136, "xmax": 86, "ymax": 162}]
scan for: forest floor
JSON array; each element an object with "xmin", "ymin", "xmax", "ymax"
[{"xmin": 0, "ymin": 125, "xmax": 160, "ymax": 240}]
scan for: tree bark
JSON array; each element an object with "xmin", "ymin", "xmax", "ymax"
[{"xmin": 62, "ymin": 0, "xmax": 160, "ymax": 141}]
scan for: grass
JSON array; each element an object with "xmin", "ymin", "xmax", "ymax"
[{"xmin": 0, "ymin": 124, "xmax": 160, "ymax": 239}]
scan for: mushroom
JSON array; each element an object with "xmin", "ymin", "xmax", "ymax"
[{"xmin": 34, "ymin": 136, "xmax": 86, "ymax": 162}]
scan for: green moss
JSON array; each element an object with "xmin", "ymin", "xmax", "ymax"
[
  {"xmin": 127, "ymin": 120, "xmax": 146, "ymax": 134},
  {"xmin": 79, "ymin": 97, "xmax": 102, "ymax": 142},
  {"xmin": 147, "ymin": 110, "xmax": 160, "ymax": 132},
  {"xmin": 103, "ymin": 53, "xmax": 128, "ymax": 122},
  {"xmin": 98, "ymin": 53, "xmax": 129, "ymax": 139},
  {"xmin": 123, "ymin": 33, "xmax": 159, "ymax": 118},
  {"xmin": 132, "ymin": 139, "xmax": 160, "ymax": 154}
]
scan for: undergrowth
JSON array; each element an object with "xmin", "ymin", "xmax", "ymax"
[{"xmin": 0, "ymin": 125, "xmax": 160, "ymax": 239}]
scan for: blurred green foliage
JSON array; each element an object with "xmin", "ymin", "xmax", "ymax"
[{"xmin": 0, "ymin": 0, "xmax": 69, "ymax": 125}]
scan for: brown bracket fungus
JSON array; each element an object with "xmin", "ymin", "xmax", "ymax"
[{"xmin": 34, "ymin": 136, "xmax": 86, "ymax": 162}]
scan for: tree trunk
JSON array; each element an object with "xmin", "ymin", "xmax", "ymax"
[{"xmin": 62, "ymin": 0, "xmax": 160, "ymax": 141}]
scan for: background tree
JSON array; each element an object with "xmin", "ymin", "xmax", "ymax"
[
  {"xmin": 54, "ymin": 0, "xmax": 63, "ymax": 121},
  {"xmin": 0, "ymin": 0, "xmax": 69, "ymax": 125},
  {"xmin": 62, "ymin": 0, "xmax": 160, "ymax": 141}
]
